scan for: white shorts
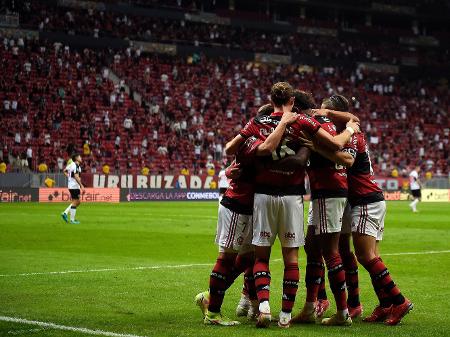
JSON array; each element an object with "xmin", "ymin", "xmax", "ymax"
[
  {"xmin": 252, "ymin": 193, "xmax": 304, "ymax": 248},
  {"xmin": 307, "ymin": 201, "xmax": 313, "ymax": 226},
  {"xmin": 312, "ymin": 197, "xmax": 347, "ymax": 235},
  {"xmin": 350, "ymin": 201, "xmax": 386, "ymax": 241},
  {"xmin": 215, "ymin": 204, "xmax": 253, "ymax": 253},
  {"xmin": 341, "ymin": 202, "xmax": 352, "ymax": 234}
]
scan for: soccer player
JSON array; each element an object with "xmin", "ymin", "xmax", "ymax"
[
  {"xmin": 195, "ymin": 110, "xmax": 298, "ymax": 326},
  {"xmin": 227, "ymin": 82, "xmax": 359, "ymax": 328},
  {"xmin": 285, "ymin": 92, "xmax": 358, "ymax": 326},
  {"xmin": 344, "ymin": 131, "xmax": 414, "ymax": 325},
  {"xmin": 61, "ymin": 153, "xmax": 84, "ymax": 224},
  {"xmin": 409, "ymin": 166, "xmax": 421, "ymax": 212},
  {"xmin": 218, "ymin": 165, "xmax": 230, "ymax": 197}
]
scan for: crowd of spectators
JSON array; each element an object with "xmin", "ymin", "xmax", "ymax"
[
  {"xmin": 18, "ymin": 2, "xmax": 449, "ymax": 68},
  {"xmin": 0, "ymin": 36, "xmax": 448, "ymax": 177}
]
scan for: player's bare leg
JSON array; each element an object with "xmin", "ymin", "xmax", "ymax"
[
  {"xmin": 320, "ymin": 233, "xmax": 352, "ymax": 326},
  {"xmin": 353, "ymin": 234, "xmax": 413, "ymax": 325},
  {"xmin": 292, "ymin": 226, "xmax": 320, "ymax": 324},
  {"xmin": 253, "ymin": 246, "xmax": 272, "ymax": 328},
  {"xmin": 339, "ymin": 233, "xmax": 362, "ymax": 319}
]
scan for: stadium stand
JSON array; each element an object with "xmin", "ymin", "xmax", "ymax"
[{"xmin": 0, "ymin": 0, "xmax": 449, "ymax": 177}]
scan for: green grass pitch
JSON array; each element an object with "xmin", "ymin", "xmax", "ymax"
[{"xmin": 0, "ymin": 201, "xmax": 449, "ymax": 337}]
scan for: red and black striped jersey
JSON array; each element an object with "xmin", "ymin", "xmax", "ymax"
[
  {"xmin": 307, "ymin": 115, "xmax": 349, "ymax": 199},
  {"xmin": 240, "ymin": 111, "xmax": 320, "ymax": 195},
  {"xmin": 221, "ymin": 136, "xmax": 263, "ymax": 215},
  {"xmin": 347, "ymin": 133, "xmax": 384, "ymax": 206}
]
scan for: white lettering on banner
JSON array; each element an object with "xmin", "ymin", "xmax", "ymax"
[
  {"xmin": 121, "ymin": 175, "xmax": 133, "ymax": 188},
  {"xmin": 92, "ymin": 174, "xmax": 217, "ymax": 189},
  {"xmin": 374, "ymin": 178, "xmax": 399, "ymax": 190},
  {"xmin": 190, "ymin": 175, "xmax": 202, "ymax": 189},
  {"xmin": 178, "ymin": 175, "xmax": 187, "ymax": 188},
  {"xmin": 187, "ymin": 192, "xmax": 220, "ymax": 200},
  {"xmin": 136, "ymin": 175, "xmax": 147, "ymax": 188},
  {"xmin": 107, "ymin": 175, "xmax": 119, "ymax": 188},
  {"xmin": 203, "ymin": 176, "xmax": 213, "ymax": 189},
  {"xmin": 93, "ymin": 174, "xmax": 105, "ymax": 188},
  {"xmin": 164, "ymin": 175, "xmax": 174, "ymax": 189},
  {"xmin": 150, "ymin": 175, "xmax": 162, "ymax": 188}
]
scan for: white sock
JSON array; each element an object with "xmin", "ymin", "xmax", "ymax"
[
  {"xmin": 279, "ymin": 310, "xmax": 291, "ymax": 321},
  {"xmin": 411, "ymin": 199, "xmax": 419, "ymax": 211},
  {"xmin": 337, "ymin": 308, "xmax": 349, "ymax": 319},
  {"xmin": 70, "ymin": 207, "xmax": 77, "ymax": 221},
  {"xmin": 304, "ymin": 301, "xmax": 315, "ymax": 313},
  {"xmin": 259, "ymin": 301, "xmax": 270, "ymax": 314},
  {"xmin": 64, "ymin": 204, "xmax": 71, "ymax": 214}
]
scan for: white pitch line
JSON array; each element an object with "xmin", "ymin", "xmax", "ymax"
[
  {"xmin": 0, "ymin": 250, "xmax": 449, "ymax": 278},
  {"xmin": 0, "ymin": 263, "xmax": 211, "ymax": 278},
  {"xmin": 383, "ymin": 250, "xmax": 450, "ymax": 256},
  {"xmin": 0, "ymin": 316, "xmax": 149, "ymax": 337}
]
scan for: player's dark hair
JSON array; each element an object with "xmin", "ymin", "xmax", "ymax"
[
  {"xmin": 293, "ymin": 90, "xmax": 316, "ymax": 111},
  {"xmin": 270, "ymin": 82, "xmax": 293, "ymax": 107},
  {"xmin": 325, "ymin": 94, "xmax": 350, "ymax": 112},
  {"xmin": 257, "ymin": 103, "xmax": 274, "ymax": 116},
  {"xmin": 71, "ymin": 153, "xmax": 81, "ymax": 162}
]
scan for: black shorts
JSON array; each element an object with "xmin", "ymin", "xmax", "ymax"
[
  {"xmin": 411, "ymin": 189, "xmax": 421, "ymax": 198},
  {"xmin": 219, "ymin": 187, "xmax": 227, "ymax": 195},
  {"xmin": 69, "ymin": 189, "xmax": 81, "ymax": 200}
]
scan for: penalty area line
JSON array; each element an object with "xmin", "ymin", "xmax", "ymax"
[
  {"xmin": 0, "ymin": 316, "xmax": 149, "ymax": 337},
  {"xmin": 0, "ymin": 250, "xmax": 449, "ymax": 278}
]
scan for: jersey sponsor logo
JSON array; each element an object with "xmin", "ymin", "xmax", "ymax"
[
  {"xmin": 259, "ymin": 231, "xmax": 272, "ymax": 238},
  {"xmin": 259, "ymin": 127, "xmax": 276, "ymax": 136},
  {"xmin": 284, "ymin": 232, "xmax": 296, "ymax": 240}
]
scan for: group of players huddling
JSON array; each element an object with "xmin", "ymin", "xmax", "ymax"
[{"xmin": 195, "ymin": 82, "xmax": 413, "ymax": 328}]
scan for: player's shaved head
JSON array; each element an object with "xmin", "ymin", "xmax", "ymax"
[
  {"xmin": 293, "ymin": 90, "xmax": 316, "ymax": 111},
  {"xmin": 321, "ymin": 94, "xmax": 349, "ymax": 112},
  {"xmin": 270, "ymin": 82, "xmax": 294, "ymax": 107}
]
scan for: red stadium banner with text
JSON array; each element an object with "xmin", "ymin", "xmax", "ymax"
[
  {"xmin": 39, "ymin": 188, "xmax": 120, "ymax": 203},
  {"xmin": 81, "ymin": 174, "xmax": 217, "ymax": 189}
]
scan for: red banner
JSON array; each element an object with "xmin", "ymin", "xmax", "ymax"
[{"xmin": 39, "ymin": 188, "xmax": 120, "ymax": 203}]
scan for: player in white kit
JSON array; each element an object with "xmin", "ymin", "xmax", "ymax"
[
  {"xmin": 408, "ymin": 166, "xmax": 421, "ymax": 212},
  {"xmin": 61, "ymin": 153, "xmax": 84, "ymax": 224},
  {"xmin": 218, "ymin": 166, "xmax": 230, "ymax": 197}
]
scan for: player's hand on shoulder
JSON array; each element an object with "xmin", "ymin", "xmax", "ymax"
[
  {"xmin": 225, "ymin": 162, "xmax": 242, "ymax": 180},
  {"xmin": 346, "ymin": 119, "xmax": 361, "ymax": 134},
  {"xmin": 280, "ymin": 111, "xmax": 298, "ymax": 125}
]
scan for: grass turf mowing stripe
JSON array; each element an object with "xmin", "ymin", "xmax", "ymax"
[
  {"xmin": 0, "ymin": 250, "xmax": 449, "ymax": 278},
  {"xmin": 0, "ymin": 316, "xmax": 149, "ymax": 337}
]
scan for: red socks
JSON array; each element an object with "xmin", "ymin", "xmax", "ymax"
[
  {"xmin": 282, "ymin": 263, "xmax": 299, "ymax": 313},
  {"xmin": 305, "ymin": 261, "xmax": 322, "ymax": 302},
  {"xmin": 317, "ymin": 263, "xmax": 328, "ymax": 300},
  {"xmin": 253, "ymin": 259, "xmax": 271, "ymax": 303},
  {"xmin": 325, "ymin": 254, "xmax": 348, "ymax": 310},
  {"xmin": 342, "ymin": 252, "xmax": 360, "ymax": 308},
  {"xmin": 363, "ymin": 257, "xmax": 405, "ymax": 306},
  {"xmin": 208, "ymin": 258, "xmax": 233, "ymax": 313}
]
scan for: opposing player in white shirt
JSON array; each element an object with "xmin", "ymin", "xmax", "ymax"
[
  {"xmin": 409, "ymin": 166, "xmax": 421, "ymax": 212},
  {"xmin": 61, "ymin": 153, "xmax": 84, "ymax": 224},
  {"xmin": 218, "ymin": 166, "xmax": 230, "ymax": 197}
]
